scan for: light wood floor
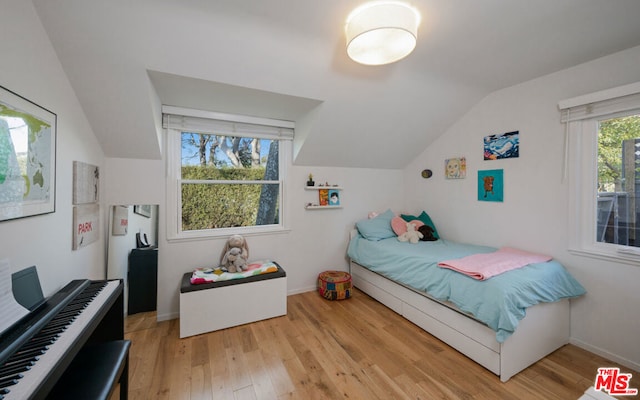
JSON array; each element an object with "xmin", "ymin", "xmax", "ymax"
[{"xmin": 122, "ymin": 289, "xmax": 639, "ymax": 399}]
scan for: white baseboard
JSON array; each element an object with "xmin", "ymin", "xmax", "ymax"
[
  {"xmin": 287, "ymin": 286, "xmax": 317, "ymax": 296},
  {"xmin": 570, "ymin": 337, "xmax": 640, "ymax": 372},
  {"xmin": 157, "ymin": 311, "xmax": 179, "ymax": 322}
]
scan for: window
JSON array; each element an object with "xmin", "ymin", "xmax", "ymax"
[
  {"xmin": 164, "ymin": 106, "xmax": 293, "ymax": 240},
  {"xmin": 560, "ymin": 82, "xmax": 640, "ymax": 263},
  {"xmin": 596, "ymin": 114, "xmax": 640, "ymax": 247}
]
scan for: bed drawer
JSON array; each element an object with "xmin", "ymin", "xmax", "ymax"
[
  {"xmin": 351, "ymin": 263, "xmax": 403, "ymax": 314},
  {"xmin": 400, "ymin": 288, "xmax": 500, "ymax": 352},
  {"xmin": 402, "ymin": 302, "xmax": 501, "ymax": 375}
]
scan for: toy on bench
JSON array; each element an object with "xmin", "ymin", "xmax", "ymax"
[{"xmin": 219, "ymin": 234, "xmax": 249, "ymax": 272}]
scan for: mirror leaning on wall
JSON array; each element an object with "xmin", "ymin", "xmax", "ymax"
[{"xmin": 106, "ymin": 205, "xmax": 159, "ymax": 316}]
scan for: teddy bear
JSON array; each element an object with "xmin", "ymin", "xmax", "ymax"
[
  {"xmin": 221, "ymin": 247, "xmax": 247, "ymax": 272},
  {"xmin": 397, "ymin": 222, "xmax": 423, "ymax": 244},
  {"xmin": 219, "ymin": 234, "xmax": 249, "ymax": 272}
]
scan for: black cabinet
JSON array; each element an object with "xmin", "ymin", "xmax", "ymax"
[{"xmin": 128, "ymin": 248, "xmax": 158, "ymax": 314}]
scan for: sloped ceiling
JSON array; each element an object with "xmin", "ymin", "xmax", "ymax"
[{"xmin": 32, "ymin": 0, "xmax": 640, "ymax": 168}]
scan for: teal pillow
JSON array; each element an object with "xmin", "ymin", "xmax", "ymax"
[
  {"xmin": 401, "ymin": 211, "xmax": 439, "ymax": 239},
  {"xmin": 356, "ymin": 209, "xmax": 396, "ymax": 241}
]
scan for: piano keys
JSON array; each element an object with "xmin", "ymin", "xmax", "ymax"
[{"xmin": 0, "ymin": 278, "xmax": 125, "ymax": 400}]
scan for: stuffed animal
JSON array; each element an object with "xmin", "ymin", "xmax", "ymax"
[
  {"xmin": 221, "ymin": 247, "xmax": 247, "ymax": 272},
  {"xmin": 219, "ymin": 234, "xmax": 249, "ymax": 272},
  {"xmin": 397, "ymin": 222, "xmax": 423, "ymax": 244},
  {"xmin": 418, "ymin": 224, "xmax": 437, "ymax": 241}
]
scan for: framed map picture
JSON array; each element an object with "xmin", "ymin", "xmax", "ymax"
[{"xmin": 0, "ymin": 86, "xmax": 57, "ymax": 222}]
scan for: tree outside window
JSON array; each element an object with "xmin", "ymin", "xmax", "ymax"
[
  {"xmin": 597, "ymin": 114, "xmax": 640, "ymax": 246},
  {"xmin": 180, "ymin": 132, "xmax": 280, "ymax": 231}
]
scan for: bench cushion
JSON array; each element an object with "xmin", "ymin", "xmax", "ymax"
[{"xmin": 181, "ymin": 262, "xmax": 286, "ymax": 293}]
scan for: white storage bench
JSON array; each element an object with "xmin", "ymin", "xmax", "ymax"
[{"xmin": 179, "ymin": 262, "xmax": 287, "ymax": 338}]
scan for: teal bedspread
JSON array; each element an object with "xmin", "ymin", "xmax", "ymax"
[{"xmin": 347, "ymin": 234, "xmax": 586, "ymax": 342}]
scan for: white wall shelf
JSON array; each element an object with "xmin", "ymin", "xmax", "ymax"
[
  {"xmin": 305, "ymin": 205, "xmax": 343, "ymax": 210},
  {"xmin": 304, "ymin": 185, "xmax": 343, "ymax": 209},
  {"xmin": 305, "ymin": 186, "xmax": 343, "ymax": 191}
]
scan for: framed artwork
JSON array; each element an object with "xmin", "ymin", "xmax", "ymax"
[
  {"xmin": 134, "ymin": 204, "xmax": 151, "ymax": 218},
  {"xmin": 112, "ymin": 205, "xmax": 128, "ymax": 236},
  {"xmin": 318, "ymin": 189, "xmax": 329, "ymax": 206},
  {"xmin": 72, "ymin": 161, "xmax": 99, "ymax": 204},
  {"xmin": 0, "ymin": 85, "xmax": 57, "ymax": 222},
  {"xmin": 484, "ymin": 131, "xmax": 519, "ymax": 160},
  {"xmin": 445, "ymin": 157, "xmax": 466, "ymax": 179},
  {"xmin": 328, "ymin": 189, "xmax": 340, "ymax": 206},
  {"xmin": 478, "ymin": 169, "xmax": 504, "ymax": 202},
  {"xmin": 73, "ymin": 203, "xmax": 99, "ymax": 250}
]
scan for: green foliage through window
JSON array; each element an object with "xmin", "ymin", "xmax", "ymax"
[
  {"xmin": 597, "ymin": 114, "xmax": 640, "ymax": 246},
  {"xmin": 180, "ymin": 132, "xmax": 280, "ymax": 231}
]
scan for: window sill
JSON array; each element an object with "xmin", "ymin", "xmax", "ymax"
[
  {"xmin": 167, "ymin": 226, "xmax": 291, "ymax": 243},
  {"xmin": 568, "ymin": 247, "xmax": 640, "ymax": 267}
]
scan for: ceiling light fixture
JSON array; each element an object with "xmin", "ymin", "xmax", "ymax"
[{"xmin": 345, "ymin": 1, "xmax": 421, "ymax": 66}]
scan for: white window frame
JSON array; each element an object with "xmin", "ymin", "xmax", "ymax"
[
  {"xmin": 561, "ymin": 82, "xmax": 640, "ymax": 265},
  {"xmin": 164, "ymin": 106, "xmax": 292, "ymax": 241}
]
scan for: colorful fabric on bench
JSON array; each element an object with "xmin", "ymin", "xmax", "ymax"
[{"xmin": 190, "ymin": 260, "xmax": 279, "ymax": 284}]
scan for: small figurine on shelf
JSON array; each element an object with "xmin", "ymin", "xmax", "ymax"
[{"xmin": 307, "ymin": 173, "xmax": 315, "ymax": 187}]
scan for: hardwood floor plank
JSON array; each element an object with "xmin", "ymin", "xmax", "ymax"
[
  {"xmin": 280, "ymin": 356, "xmax": 314, "ymax": 399},
  {"xmin": 124, "ymin": 289, "xmax": 639, "ymax": 400},
  {"xmin": 190, "ymin": 364, "xmax": 213, "ymax": 400},
  {"xmin": 360, "ymin": 363, "xmax": 414, "ymax": 400},
  {"xmin": 261, "ymin": 350, "xmax": 296, "ymax": 396},
  {"xmin": 233, "ymin": 384, "xmax": 258, "ymax": 400},
  {"xmin": 169, "ymin": 335, "xmax": 193, "ymax": 400},
  {"xmin": 245, "ymin": 349, "xmax": 279, "ymax": 400},
  {"xmin": 207, "ymin": 333, "xmax": 235, "ymax": 400},
  {"xmin": 226, "ymin": 344, "xmax": 253, "ymax": 391}
]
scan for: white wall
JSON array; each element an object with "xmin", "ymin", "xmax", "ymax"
[
  {"xmin": 404, "ymin": 45, "xmax": 640, "ymax": 371},
  {"xmin": 0, "ymin": 1, "xmax": 105, "ymax": 295},
  {"xmin": 104, "ymin": 154, "xmax": 405, "ymax": 320},
  {"xmin": 157, "ymin": 164, "xmax": 403, "ymax": 320}
]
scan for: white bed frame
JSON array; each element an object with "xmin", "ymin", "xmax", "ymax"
[{"xmin": 350, "ymin": 260, "xmax": 571, "ymax": 382}]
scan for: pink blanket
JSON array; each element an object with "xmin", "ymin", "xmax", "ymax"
[{"xmin": 437, "ymin": 247, "xmax": 551, "ymax": 280}]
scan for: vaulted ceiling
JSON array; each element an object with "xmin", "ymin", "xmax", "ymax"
[{"xmin": 32, "ymin": 0, "xmax": 640, "ymax": 168}]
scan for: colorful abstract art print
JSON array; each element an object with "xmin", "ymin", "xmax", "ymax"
[
  {"xmin": 484, "ymin": 131, "xmax": 519, "ymax": 160},
  {"xmin": 445, "ymin": 157, "xmax": 466, "ymax": 179},
  {"xmin": 477, "ymin": 169, "xmax": 504, "ymax": 202}
]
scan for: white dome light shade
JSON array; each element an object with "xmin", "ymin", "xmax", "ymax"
[{"xmin": 346, "ymin": 2, "xmax": 420, "ymax": 66}]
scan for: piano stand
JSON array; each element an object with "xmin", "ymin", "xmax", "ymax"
[{"xmin": 47, "ymin": 340, "xmax": 131, "ymax": 400}]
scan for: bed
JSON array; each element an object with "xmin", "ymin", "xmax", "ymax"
[{"xmin": 347, "ymin": 211, "xmax": 586, "ymax": 382}]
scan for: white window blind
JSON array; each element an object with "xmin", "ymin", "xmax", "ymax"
[
  {"xmin": 558, "ymin": 82, "xmax": 640, "ymax": 181},
  {"xmin": 559, "ymin": 81, "xmax": 640, "ymax": 123},
  {"xmin": 162, "ymin": 105, "xmax": 294, "ymax": 140}
]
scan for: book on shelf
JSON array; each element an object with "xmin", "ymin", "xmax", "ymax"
[
  {"xmin": 328, "ymin": 189, "xmax": 340, "ymax": 206},
  {"xmin": 318, "ymin": 189, "xmax": 329, "ymax": 206}
]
